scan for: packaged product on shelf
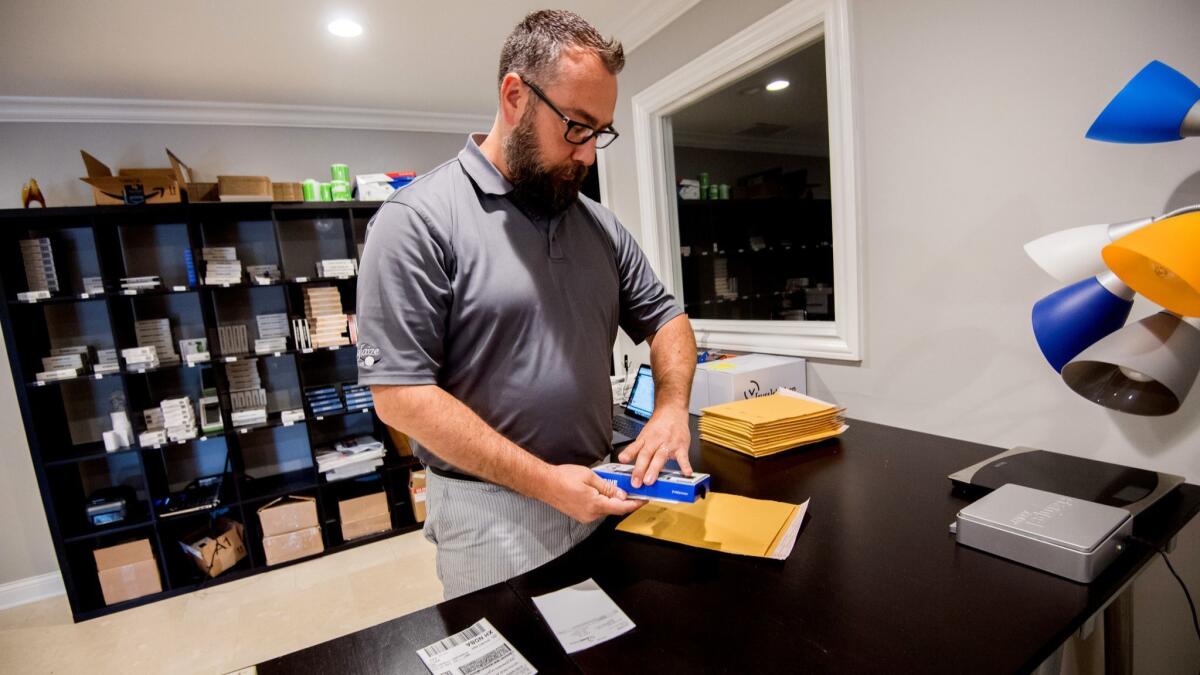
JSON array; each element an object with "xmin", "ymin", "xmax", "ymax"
[{"xmin": 258, "ymin": 495, "xmax": 323, "ymax": 565}]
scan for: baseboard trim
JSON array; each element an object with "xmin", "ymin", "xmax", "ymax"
[{"xmin": 0, "ymin": 571, "xmax": 64, "ymax": 611}]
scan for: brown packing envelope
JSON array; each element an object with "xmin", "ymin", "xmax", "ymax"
[
  {"xmin": 616, "ymin": 492, "xmax": 809, "ymax": 559},
  {"xmin": 701, "ymin": 393, "xmax": 837, "ymax": 424},
  {"xmin": 701, "ymin": 427, "xmax": 848, "ymax": 457},
  {"xmin": 699, "ymin": 416, "xmax": 846, "ymax": 440}
]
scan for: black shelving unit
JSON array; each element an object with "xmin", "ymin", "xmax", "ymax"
[
  {"xmin": 0, "ymin": 201, "xmax": 422, "ymax": 622},
  {"xmin": 677, "ymin": 197, "xmax": 834, "ymax": 321}
]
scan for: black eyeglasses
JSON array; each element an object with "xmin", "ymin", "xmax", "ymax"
[{"xmin": 522, "ymin": 78, "xmax": 620, "ymax": 149}]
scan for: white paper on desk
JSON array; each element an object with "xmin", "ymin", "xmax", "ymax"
[
  {"xmin": 415, "ymin": 618, "xmax": 536, "ymax": 675},
  {"xmin": 531, "ymin": 578, "xmax": 635, "ymax": 654}
]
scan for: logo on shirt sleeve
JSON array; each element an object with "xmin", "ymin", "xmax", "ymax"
[{"xmin": 357, "ymin": 343, "xmax": 381, "ymax": 368}]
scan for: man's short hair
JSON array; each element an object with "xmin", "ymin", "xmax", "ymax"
[{"xmin": 498, "ymin": 10, "xmax": 625, "ymax": 89}]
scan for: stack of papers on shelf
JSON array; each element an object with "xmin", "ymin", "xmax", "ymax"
[
  {"xmin": 616, "ymin": 492, "xmax": 810, "ymax": 560},
  {"xmin": 698, "ymin": 390, "xmax": 846, "ymax": 458},
  {"xmin": 316, "ymin": 434, "xmax": 385, "ymax": 481},
  {"xmin": 302, "ymin": 286, "xmax": 349, "ymax": 348},
  {"xmin": 135, "ymin": 318, "xmax": 180, "ymax": 366}
]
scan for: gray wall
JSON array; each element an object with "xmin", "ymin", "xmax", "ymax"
[
  {"xmin": 605, "ymin": 0, "xmax": 1200, "ymax": 672},
  {"xmin": 0, "ymin": 123, "xmax": 468, "ymax": 209},
  {"xmin": 0, "ymin": 123, "xmax": 466, "ymax": 585}
]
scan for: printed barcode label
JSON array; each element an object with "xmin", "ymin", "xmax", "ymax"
[
  {"xmin": 422, "ymin": 622, "xmax": 488, "ymax": 657},
  {"xmin": 459, "ymin": 644, "xmax": 512, "ymax": 674}
]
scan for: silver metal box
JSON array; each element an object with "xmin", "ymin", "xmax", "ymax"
[{"xmin": 955, "ymin": 483, "xmax": 1132, "ymax": 583}]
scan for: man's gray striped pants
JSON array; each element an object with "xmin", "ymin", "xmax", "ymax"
[{"xmin": 423, "ymin": 470, "xmax": 602, "ymax": 599}]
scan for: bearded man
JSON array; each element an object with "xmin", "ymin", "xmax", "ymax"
[{"xmin": 357, "ymin": 9, "xmax": 697, "ymax": 600}]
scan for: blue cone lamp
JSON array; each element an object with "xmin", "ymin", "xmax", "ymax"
[
  {"xmin": 1032, "ymin": 272, "xmax": 1135, "ymax": 372},
  {"xmin": 1086, "ymin": 60, "xmax": 1200, "ymax": 143}
]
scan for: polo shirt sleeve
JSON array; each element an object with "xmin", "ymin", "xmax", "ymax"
[
  {"xmin": 611, "ymin": 217, "xmax": 685, "ymax": 344},
  {"xmin": 355, "ymin": 201, "xmax": 453, "ymax": 386}
]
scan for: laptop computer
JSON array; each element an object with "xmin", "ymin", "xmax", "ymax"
[{"xmin": 612, "ymin": 364, "xmax": 654, "ymax": 445}]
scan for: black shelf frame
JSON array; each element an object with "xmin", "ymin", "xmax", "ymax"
[{"xmin": 0, "ymin": 201, "xmax": 420, "ymax": 622}]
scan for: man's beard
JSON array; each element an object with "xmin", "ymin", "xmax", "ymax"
[{"xmin": 504, "ymin": 105, "xmax": 589, "ymax": 218}]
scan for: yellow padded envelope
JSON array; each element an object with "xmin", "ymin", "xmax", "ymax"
[{"xmin": 616, "ymin": 492, "xmax": 810, "ymax": 560}]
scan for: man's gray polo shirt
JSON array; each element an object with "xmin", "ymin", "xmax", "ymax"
[{"xmin": 356, "ymin": 134, "xmax": 682, "ymax": 474}]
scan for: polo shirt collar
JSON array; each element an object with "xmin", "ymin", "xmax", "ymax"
[{"xmin": 459, "ymin": 133, "xmax": 513, "ymax": 196}]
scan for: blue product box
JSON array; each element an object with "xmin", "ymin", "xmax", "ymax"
[{"xmin": 593, "ymin": 462, "xmax": 711, "ymax": 503}]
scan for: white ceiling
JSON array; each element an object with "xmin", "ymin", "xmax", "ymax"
[
  {"xmin": 0, "ymin": 0, "xmax": 698, "ymax": 117},
  {"xmin": 671, "ymin": 39, "xmax": 828, "ymax": 153}
]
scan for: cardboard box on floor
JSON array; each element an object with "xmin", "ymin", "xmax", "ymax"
[
  {"xmin": 339, "ymin": 492, "xmax": 390, "ymax": 541},
  {"xmin": 79, "ymin": 148, "xmax": 195, "ymax": 205},
  {"xmin": 93, "ymin": 538, "xmax": 162, "ymax": 605},
  {"xmin": 258, "ymin": 495, "xmax": 323, "ymax": 565},
  {"xmin": 180, "ymin": 518, "xmax": 247, "ymax": 577},
  {"xmin": 410, "ymin": 470, "xmax": 427, "ymax": 523}
]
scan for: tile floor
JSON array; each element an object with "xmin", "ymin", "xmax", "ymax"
[{"xmin": 0, "ymin": 531, "xmax": 442, "ymax": 675}]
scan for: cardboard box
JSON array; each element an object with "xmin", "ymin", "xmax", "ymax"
[
  {"xmin": 218, "ymin": 175, "xmax": 272, "ymax": 202},
  {"xmin": 339, "ymin": 492, "xmax": 390, "ymax": 540},
  {"xmin": 262, "ymin": 526, "xmax": 324, "ymax": 566},
  {"xmin": 93, "ymin": 539, "xmax": 162, "ymax": 605},
  {"xmin": 410, "ymin": 470, "xmax": 427, "ymax": 523},
  {"xmin": 80, "ymin": 149, "xmax": 192, "ymax": 206},
  {"xmin": 272, "ymin": 182, "xmax": 304, "ymax": 202},
  {"xmin": 180, "ymin": 518, "xmax": 246, "ymax": 577},
  {"xmin": 688, "ymin": 354, "xmax": 807, "ymax": 415},
  {"xmin": 187, "ymin": 182, "xmax": 220, "ymax": 202},
  {"xmin": 258, "ymin": 495, "xmax": 318, "ymax": 536},
  {"xmin": 258, "ymin": 495, "xmax": 323, "ymax": 565}
]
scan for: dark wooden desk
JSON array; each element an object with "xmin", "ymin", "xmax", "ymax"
[{"xmin": 258, "ymin": 418, "xmax": 1200, "ymax": 674}]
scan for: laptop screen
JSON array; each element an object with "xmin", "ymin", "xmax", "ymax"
[{"xmin": 626, "ymin": 365, "xmax": 655, "ymax": 419}]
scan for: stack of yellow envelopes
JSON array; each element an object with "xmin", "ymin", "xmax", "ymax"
[{"xmin": 699, "ymin": 390, "xmax": 846, "ymax": 457}]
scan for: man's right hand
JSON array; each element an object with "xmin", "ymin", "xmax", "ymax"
[{"xmin": 542, "ymin": 464, "xmax": 645, "ymax": 523}]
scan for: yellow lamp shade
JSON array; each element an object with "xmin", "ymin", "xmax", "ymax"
[{"xmin": 1102, "ymin": 211, "xmax": 1200, "ymax": 316}]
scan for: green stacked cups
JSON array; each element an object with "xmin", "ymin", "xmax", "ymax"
[
  {"xmin": 330, "ymin": 164, "xmax": 351, "ymax": 201},
  {"xmin": 320, "ymin": 183, "xmax": 333, "ymax": 202},
  {"xmin": 302, "ymin": 179, "xmax": 321, "ymax": 201}
]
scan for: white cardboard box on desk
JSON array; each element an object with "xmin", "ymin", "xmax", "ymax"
[{"xmin": 688, "ymin": 354, "xmax": 807, "ymax": 416}]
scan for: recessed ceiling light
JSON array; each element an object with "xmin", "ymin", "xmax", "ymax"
[
  {"xmin": 765, "ymin": 79, "xmax": 790, "ymax": 92},
  {"xmin": 328, "ymin": 19, "xmax": 363, "ymax": 38}
]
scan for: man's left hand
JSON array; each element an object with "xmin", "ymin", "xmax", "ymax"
[{"xmin": 617, "ymin": 407, "xmax": 693, "ymax": 488}]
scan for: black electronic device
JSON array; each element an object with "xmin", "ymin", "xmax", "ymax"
[
  {"xmin": 948, "ymin": 446, "xmax": 1183, "ymax": 517},
  {"xmin": 612, "ymin": 364, "xmax": 654, "ymax": 445},
  {"xmin": 155, "ymin": 474, "xmax": 226, "ymax": 518},
  {"xmin": 85, "ymin": 485, "xmax": 136, "ymax": 526}
]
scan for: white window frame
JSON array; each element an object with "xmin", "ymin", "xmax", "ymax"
[{"xmin": 631, "ymin": 0, "xmax": 862, "ymax": 360}]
